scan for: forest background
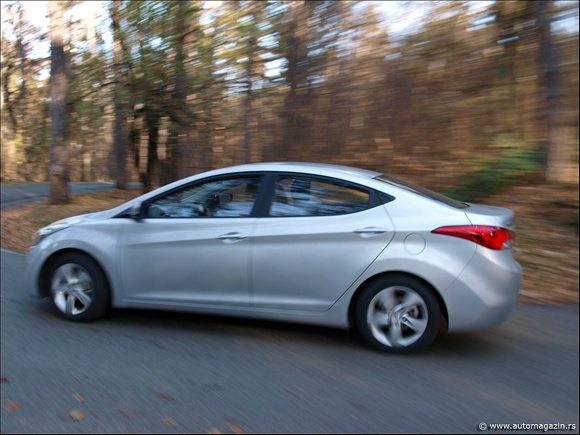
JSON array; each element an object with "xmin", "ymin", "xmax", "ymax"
[{"xmin": 1, "ymin": 0, "xmax": 578, "ymax": 200}]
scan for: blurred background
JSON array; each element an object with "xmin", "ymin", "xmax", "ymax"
[
  {"xmin": 1, "ymin": 0, "xmax": 578, "ymax": 198},
  {"xmin": 0, "ymin": 6, "xmax": 578, "ymax": 432}
]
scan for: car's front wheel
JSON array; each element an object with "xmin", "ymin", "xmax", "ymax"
[
  {"xmin": 355, "ymin": 275, "xmax": 441, "ymax": 353},
  {"xmin": 48, "ymin": 253, "xmax": 110, "ymax": 322}
]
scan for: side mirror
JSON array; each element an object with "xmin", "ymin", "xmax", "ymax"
[{"xmin": 129, "ymin": 203, "xmax": 145, "ymax": 220}]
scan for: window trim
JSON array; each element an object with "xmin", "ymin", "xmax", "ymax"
[
  {"xmin": 260, "ymin": 172, "xmax": 391, "ymax": 218},
  {"xmin": 374, "ymin": 174, "xmax": 468, "ymax": 209},
  {"xmin": 117, "ymin": 172, "xmax": 267, "ymax": 219}
]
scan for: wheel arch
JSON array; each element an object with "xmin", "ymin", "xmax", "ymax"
[
  {"xmin": 38, "ymin": 248, "xmax": 113, "ymax": 301},
  {"xmin": 347, "ymin": 271, "xmax": 449, "ymax": 332}
]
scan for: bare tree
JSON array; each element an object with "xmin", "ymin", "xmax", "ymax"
[
  {"xmin": 535, "ymin": 1, "xmax": 572, "ymax": 182},
  {"xmin": 111, "ymin": 0, "xmax": 127, "ymax": 189},
  {"xmin": 48, "ymin": 1, "xmax": 69, "ymax": 204}
]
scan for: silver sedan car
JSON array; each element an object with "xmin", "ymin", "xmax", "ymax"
[{"xmin": 26, "ymin": 163, "xmax": 522, "ymax": 353}]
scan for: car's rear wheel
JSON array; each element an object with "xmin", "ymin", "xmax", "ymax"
[
  {"xmin": 48, "ymin": 253, "xmax": 110, "ymax": 322},
  {"xmin": 355, "ymin": 275, "xmax": 440, "ymax": 353}
]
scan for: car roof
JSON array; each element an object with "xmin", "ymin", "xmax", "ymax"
[
  {"xmin": 105, "ymin": 162, "xmax": 386, "ymax": 218},
  {"xmin": 213, "ymin": 162, "xmax": 383, "ymax": 180}
]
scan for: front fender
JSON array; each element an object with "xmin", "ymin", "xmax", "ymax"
[{"xmin": 26, "ymin": 220, "xmax": 122, "ymax": 303}]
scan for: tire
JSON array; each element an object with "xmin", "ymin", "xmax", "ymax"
[
  {"xmin": 355, "ymin": 275, "xmax": 441, "ymax": 353},
  {"xmin": 48, "ymin": 253, "xmax": 110, "ymax": 322}
]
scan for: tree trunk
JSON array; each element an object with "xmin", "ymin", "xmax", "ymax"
[
  {"xmin": 48, "ymin": 1, "xmax": 69, "ymax": 204},
  {"xmin": 111, "ymin": 0, "xmax": 127, "ymax": 189},
  {"xmin": 145, "ymin": 110, "xmax": 159, "ymax": 192},
  {"xmin": 281, "ymin": 1, "xmax": 309, "ymax": 161},
  {"xmin": 241, "ymin": 5, "xmax": 260, "ymax": 165},
  {"xmin": 536, "ymin": 1, "xmax": 570, "ymax": 182}
]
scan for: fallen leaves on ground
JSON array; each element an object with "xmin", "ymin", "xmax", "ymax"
[
  {"xmin": 1, "ymin": 188, "xmax": 141, "ymax": 254},
  {"xmin": 3, "ymin": 401, "xmax": 20, "ymax": 411},
  {"xmin": 120, "ymin": 409, "xmax": 134, "ymax": 418},
  {"xmin": 482, "ymin": 183, "xmax": 579, "ymax": 305},
  {"xmin": 69, "ymin": 409, "xmax": 85, "ymax": 421},
  {"xmin": 227, "ymin": 421, "xmax": 245, "ymax": 434},
  {"xmin": 155, "ymin": 393, "xmax": 176, "ymax": 402},
  {"xmin": 161, "ymin": 417, "xmax": 178, "ymax": 428}
]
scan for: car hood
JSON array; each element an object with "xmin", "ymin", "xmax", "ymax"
[
  {"xmin": 77, "ymin": 210, "xmax": 108, "ymax": 220},
  {"xmin": 50, "ymin": 210, "xmax": 109, "ymax": 227}
]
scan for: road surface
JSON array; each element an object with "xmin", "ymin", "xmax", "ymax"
[
  {"xmin": 1, "ymin": 249, "xmax": 578, "ymax": 434},
  {"xmin": 1, "ymin": 182, "xmax": 141, "ymax": 208}
]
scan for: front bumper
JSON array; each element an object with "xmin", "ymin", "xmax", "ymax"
[{"xmin": 25, "ymin": 245, "xmax": 45, "ymax": 298}]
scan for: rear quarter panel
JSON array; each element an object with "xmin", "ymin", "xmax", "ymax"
[
  {"xmin": 328, "ymin": 196, "xmax": 477, "ymax": 324},
  {"xmin": 373, "ymin": 195, "xmax": 476, "ymax": 290}
]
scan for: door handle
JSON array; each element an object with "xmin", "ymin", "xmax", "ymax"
[
  {"xmin": 353, "ymin": 227, "xmax": 388, "ymax": 237},
  {"xmin": 217, "ymin": 232, "xmax": 248, "ymax": 242}
]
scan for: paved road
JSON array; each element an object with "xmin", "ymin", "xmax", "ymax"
[
  {"xmin": 1, "ymin": 249, "xmax": 578, "ymax": 434},
  {"xmin": 1, "ymin": 182, "xmax": 141, "ymax": 208}
]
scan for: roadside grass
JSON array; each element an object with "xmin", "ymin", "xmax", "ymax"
[{"xmin": 1, "ymin": 183, "xmax": 578, "ymax": 305}]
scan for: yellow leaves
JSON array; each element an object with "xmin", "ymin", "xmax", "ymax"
[
  {"xmin": 205, "ymin": 422, "xmax": 245, "ymax": 434},
  {"xmin": 1, "ymin": 386, "xmax": 247, "ymax": 435},
  {"xmin": 69, "ymin": 394, "xmax": 85, "ymax": 421},
  {"xmin": 3, "ymin": 401, "xmax": 20, "ymax": 411},
  {"xmin": 120, "ymin": 409, "xmax": 134, "ymax": 418},
  {"xmin": 69, "ymin": 409, "xmax": 85, "ymax": 421},
  {"xmin": 155, "ymin": 392, "xmax": 176, "ymax": 402},
  {"xmin": 227, "ymin": 421, "xmax": 245, "ymax": 434},
  {"xmin": 2, "ymin": 385, "xmax": 251, "ymax": 434},
  {"xmin": 161, "ymin": 417, "xmax": 178, "ymax": 428}
]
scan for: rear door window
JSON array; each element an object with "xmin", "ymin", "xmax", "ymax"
[{"xmin": 269, "ymin": 175, "xmax": 372, "ymax": 216}]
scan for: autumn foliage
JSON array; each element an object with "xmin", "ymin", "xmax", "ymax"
[{"xmin": 1, "ymin": 2, "xmax": 578, "ymax": 194}]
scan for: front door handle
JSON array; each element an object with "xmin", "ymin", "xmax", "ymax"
[
  {"xmin": 353, "ymin": 227, "xmax": 388, "ymax": 237},
  {"xmin": 217, "ymin": 232, "xmax": 248, "ymax": 243}
]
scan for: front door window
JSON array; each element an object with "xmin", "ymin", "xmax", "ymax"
[{"xmin": 146, "ymin": 176, "xmax": 262, "ymax": 218}]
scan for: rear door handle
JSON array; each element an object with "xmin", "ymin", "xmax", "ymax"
[
  {"xmin": 217, "ymin": 232, "xmax": 248, "ymax": 242},
  {"xmin": 353, "ymin": 227, "xmax": 388, "ymax": 237}
]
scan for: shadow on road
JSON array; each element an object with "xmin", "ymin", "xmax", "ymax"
[{"xmin": 29, "ymin": 297, "xmax": 497, "ymax": 358}]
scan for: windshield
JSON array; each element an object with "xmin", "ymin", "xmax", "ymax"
[{"xmin": 374, "ymin": 175, "xmax": 468, "ymax": 209}]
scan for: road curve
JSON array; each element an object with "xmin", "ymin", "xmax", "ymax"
[{"xmin": 1, "ymin": 182, "xmax": 141, "ymax": 208}]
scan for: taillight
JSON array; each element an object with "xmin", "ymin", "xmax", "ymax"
[{"xmin": 431, "ymin": 225, "xmax": 515, "ymax": 250}]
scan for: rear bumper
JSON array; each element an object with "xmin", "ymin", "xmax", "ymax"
[{"xmin": 443, "ymin": 246, "xmax": 522, "ymax": 333}]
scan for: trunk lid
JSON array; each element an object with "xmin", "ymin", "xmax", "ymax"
[{"xmin": 463, "ymin": 204, "xmax": 515, "ymax": 230}]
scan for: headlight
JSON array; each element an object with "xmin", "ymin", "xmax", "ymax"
[{"xmin": 31, "ymin": 224, "xmax": 70, "ymax": 246}]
